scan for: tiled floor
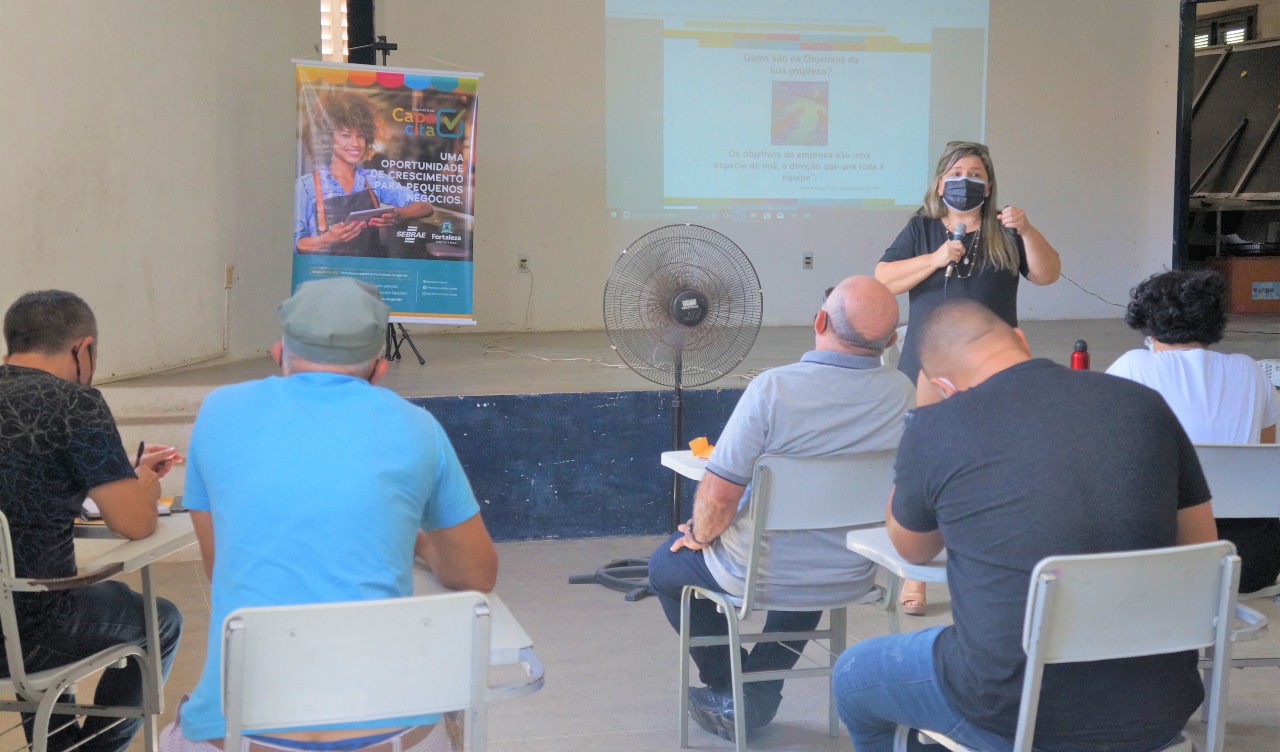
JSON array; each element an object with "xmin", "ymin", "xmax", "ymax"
[{"xmin": 7, "ymin": 535, "xmax": 1274, "ymax": 752}]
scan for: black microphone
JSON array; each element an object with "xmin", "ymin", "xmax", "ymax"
[{"xmin": 945, "ymin": 222, "xmax": 966, "ymax": 279}]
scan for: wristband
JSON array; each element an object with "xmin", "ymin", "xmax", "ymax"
[{"xmin": 687, "ymin": 518, "xmax": 710, "ymax": 547}]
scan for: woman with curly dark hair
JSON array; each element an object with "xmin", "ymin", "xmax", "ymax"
[
  {"xmin": 1107, "ymin": 268, "xmax": 1279, "ymax": 593},
  {"xmin": 294, "ymin": 89, "xmax": 433, "ymax": 255}
]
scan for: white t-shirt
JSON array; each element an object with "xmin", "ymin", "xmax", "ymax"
[{"xmin": 1106, "ymin": 348, "xmax": 1279, "ymax": 443}]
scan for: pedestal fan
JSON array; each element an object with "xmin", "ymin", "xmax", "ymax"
[{"xmin": 569, "ymin": 224, "xmax": 763, "ymax": 600}]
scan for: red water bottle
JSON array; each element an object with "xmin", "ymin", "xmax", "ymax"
[{"xmin": 1071, "ymin": 340, "xmax": 1090, "ymax": 370}]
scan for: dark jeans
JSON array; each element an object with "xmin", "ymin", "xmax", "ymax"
[
  {"xmin": 648, "ymin": 533, "xmax": 821, "ymax": 712},
  {"xmin": 834, "ymin": 627, "xmax": 1184, "ymax": 752},
  {"xmin": 9, "ymin": 581, "xmax": 183, "ymax": 752},
  {"xmin": 1217, "ymin": 517, "xmax": 1280, "ymax": 594}
]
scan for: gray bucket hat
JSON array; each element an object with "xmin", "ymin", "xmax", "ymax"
[{"xmin": 278, "ymin": 277, "xmax": 389, "ymax": 364}]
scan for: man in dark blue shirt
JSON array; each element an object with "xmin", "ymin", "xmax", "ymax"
[{"xmin": 832, "ymin": 299, "xmax": 1217, "ymax": 752}]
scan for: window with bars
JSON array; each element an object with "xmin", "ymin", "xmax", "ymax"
[{"xmin": 1195, "ymin": 6, "xmax": 1256, "ymax": 49}]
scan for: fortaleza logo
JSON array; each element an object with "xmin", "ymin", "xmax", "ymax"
[
  {"xmin": 396, "ymin": 224, "xmax": 461, "ymax": 244},
  {"xmin": 391, "ymin": 107, "xmax": 465, "ymax": 138}
]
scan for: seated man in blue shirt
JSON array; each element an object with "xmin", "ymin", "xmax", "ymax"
[
  {"xmin": 161, "ymin": 277, "xmax": 497, "ymax": 752},
  {"xmin": 648, "ymin": 276, "xmax": 914, "ymax": 742},
  {"xmin": 834, "ymin": 299, "xmax": 1217, "ymax": 752}
]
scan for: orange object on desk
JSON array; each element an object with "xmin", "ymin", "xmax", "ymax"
[{"xmin": 688, "ymin": 437, "xmax": 714, "ymax": 460}]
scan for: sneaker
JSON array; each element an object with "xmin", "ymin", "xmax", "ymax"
[
  {"xmin": 687, "ymin": 686, "xmax": 780, "ymax": 742},
  {"xmin": 688, "ymin": 686, "xmax": 735, "ymax": 740}
]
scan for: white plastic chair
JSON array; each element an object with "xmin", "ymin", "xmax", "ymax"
[
  {"xmin": 1192, "ymin": 444, "xmax": 1278, "ymax": 676},
  {"xmin": 0, "ymin": 512, "xmax": 159, "ymax": 752},
  {"xmin": 679, "ymin": 451, "xmax": 896, "ymax": 751},
  {"xmin": 911, "ymin": 541, "xmax": 1240, "ymax": 752},
  {"xmin": 222, "ymin": 591, "xmax": 491, "ymax": 752},
  {"xmin": 1193, "ymin": 443, "xmax": 1280, "ymax": 600}
]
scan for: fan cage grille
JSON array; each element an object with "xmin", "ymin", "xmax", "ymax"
[{"xmin": 604, "ymin": 225, "xmax": 763, "ymax": 388}]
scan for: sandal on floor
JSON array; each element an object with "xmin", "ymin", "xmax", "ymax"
[{"xmin": 899, "ymin": 583, "xmax": 927, "ymax": 617}]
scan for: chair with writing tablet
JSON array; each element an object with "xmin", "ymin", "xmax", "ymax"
[
  {"xmin": 1192, "ymin": 444, "xmax": 1279, "ymax": 677},
  {"xmin": 679, "ymin": 451, "xmax": 897, "ymax": 752},
  {"xmin": 905, "ymin": 541, "xmax": 1240, "ymax": 752},
  {"xmin": 0, "ymin": 511, "xmax": 160, "ymax": 752},
  {"xmin": 222, "ymin": 591, "xmax": 491, "ymax": 752}
]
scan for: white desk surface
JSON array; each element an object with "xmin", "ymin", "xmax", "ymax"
[
  {"xmin": 846, "ymin": 527, "xmax": 948, "ymax": 583},
  {"xmin": 73, "ymin": 515, "xmax": 541, "ymax": 694},
  {"xmin": 75, "ymin": 514, "xmax": 197, "ymax": 574},
  {"xmin": 662, "ymin": 450, "xmax": 707, "ymax": 481},
  {"xmin": 412, "ymin": 563, "xmax": 532, "ymax": 666},
  {"xmin": 413, "ymin": 564, "xmax": 543, "ymax": 699}
]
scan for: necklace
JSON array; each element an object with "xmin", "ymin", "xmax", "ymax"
[{"xmin": 948, "ymin": 223, "xmax": 982, "ymax": 279}]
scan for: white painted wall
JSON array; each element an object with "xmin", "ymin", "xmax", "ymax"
[
  {"xmin": 987, "ymin": 0, "xmax": 1180, "ymax": 319},
  {"xmin": 1, "ymin": 1, "xmax": 1189, "ymax": 377},
  {"xmin": 0, "ymin": 1, "xmax": 313, "ymax": 379},
  {"xmin": 381, "ymin": 0, "xmax": 1182, "ymax": 330}
]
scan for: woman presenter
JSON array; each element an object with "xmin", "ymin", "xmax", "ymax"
[
  {"xmin": 876, "ymin": 141, "xmax": 1060, "ymax": 616},
  {"xmin": 876, "ymin": 140, "xmax": 1061, "ymax": 386}
]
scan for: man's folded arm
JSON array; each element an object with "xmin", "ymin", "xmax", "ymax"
[
  {"xmin": 693, "ymin": 470, "xmax": 746, "ymax": 543},
  {"xmin": 87, "ymin": 468, "xmax": 160, "ymax": 540},
  {"xmin": 190, "ymin": 510, "xmax": 215, "ymax": 581},
  {"xmin": 415, "ymin": 513, "xmax": 498, "ymax": 593},
  {"xmin": 1176, "ymin": 501, "xmax": 1218, "ymax": 546},
  {"xmin": 886, "ymin": 488, "xmax": 944, "ymax": 565}
]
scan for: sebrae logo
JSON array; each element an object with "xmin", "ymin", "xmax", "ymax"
[
  {"xmin": 391, "ymin": 107, "xmax": 465, "ymax": 139},
  {"xmin": 395, "ymin": 225, "xmax": 429, "ymax": 244}
]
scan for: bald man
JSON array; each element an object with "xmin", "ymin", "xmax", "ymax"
[
  {"xmin": 833, "ymin": 299, "xmax": 1218, "ymax": 752},
  {"xmin": 648, "ymin": 276, "xmax": 914, "ymax": 742}
]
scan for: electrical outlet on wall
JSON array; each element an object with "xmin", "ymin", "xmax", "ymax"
[
  {"xmin": 802, "ymin": 252, "xmax": 814, "ymax": 270},
  {"xmin": 518, "ymin": 255, "xmax": 530, "ymax": 273}
]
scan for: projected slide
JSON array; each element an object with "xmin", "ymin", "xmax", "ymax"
[{"xmin": 606, "ymin": 0, "xmax": 989, "ymax": 220}]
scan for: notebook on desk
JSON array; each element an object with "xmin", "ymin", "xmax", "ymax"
[{"xmin": 78, "ymin": 496, "xmax": 179, "ymax": 525}]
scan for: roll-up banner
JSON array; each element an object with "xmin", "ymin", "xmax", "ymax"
[{"xmin": 292, "ymin": 61, "xmax": 480, "ymax": 324}]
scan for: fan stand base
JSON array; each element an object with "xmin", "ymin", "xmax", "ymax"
[{"xmin": 568, "ymin": 558, "xmax": 652, "ymax": 601}]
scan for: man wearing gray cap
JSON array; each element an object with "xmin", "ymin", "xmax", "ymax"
[{"xmin": 163, "ymin": 277, "xmax": 496, "ymax": 752}]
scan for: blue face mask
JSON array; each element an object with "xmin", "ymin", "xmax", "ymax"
[{"xmin": 941, "ymin": 176, "xmax": 986, "ymax": 212}]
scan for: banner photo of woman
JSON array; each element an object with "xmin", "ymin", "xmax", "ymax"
[{"xmin": 292, "ymin": 61, "xmax": 479, "ymax": 324}]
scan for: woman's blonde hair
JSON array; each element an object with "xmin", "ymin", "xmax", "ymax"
[{"xmin": 919, "ymin": 141, "xmax": 1020, "ymax": 274}]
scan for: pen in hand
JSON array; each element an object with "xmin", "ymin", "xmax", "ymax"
[{"xmin": 134, "ymin": 441, "xmax": 145, "ymax": 469}]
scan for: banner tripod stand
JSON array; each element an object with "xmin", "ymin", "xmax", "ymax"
[
  {"xmin": 351, "ymin": 35, "xmax": 428, "ymax": 368},
  {"xmin": 385, "ymin": 324, "xmax": 426, "ymax": 365}
]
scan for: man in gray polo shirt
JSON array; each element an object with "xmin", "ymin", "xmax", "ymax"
[{"xmin": 648, "ymin": 275, "xmax": 914, "ymax": 742}]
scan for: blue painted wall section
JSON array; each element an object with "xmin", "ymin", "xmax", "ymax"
[{"xmin": 409, "ymin": 389, "xmax": 744, "ymax": 541}]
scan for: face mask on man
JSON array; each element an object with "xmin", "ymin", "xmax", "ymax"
[{"xmin": 941, "ymin": 176, "xmax": 986, "ymax": 212}]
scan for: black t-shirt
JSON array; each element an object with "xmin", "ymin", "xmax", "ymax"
[
  {"xmin": 881, "ymin": 214, "xmax": 1028, "ymax": 381},
  {"xmin": 892, "ymin": 359, "xmax": 1209, "ymax": 750},
  {"xmin": 0, "ymin": 364, "xmax": 135, "ymax": 634}
]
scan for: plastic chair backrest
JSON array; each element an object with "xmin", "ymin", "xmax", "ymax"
[
  {"xmin": 1024, "ymin": 541, "xmax": 1237, "ymax": 662},
  {"xmin": 751, "ymin": 451, "xmax": 896, "ymax": 532},
  {"xmin": 1010, "ymin": 541, "xmax": 1238, "ymax": 752},
  {"xmin": 222, "ymin": 591, "xmax": 490, "ymax": 745},
  {"xmin": 1193, "ymin": 443, "xmax": 1280, "ymax": 518},
  {"xmin": 0, "ymin": 512, "xmax": 31, "ymax": 687},
  {"xmin": 737, "ymin": 451, "xmax": 895, "ymax": 615}
]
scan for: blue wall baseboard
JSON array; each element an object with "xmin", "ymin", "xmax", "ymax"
[{"xmin": 410, "ymin": 389, "xmax": 744, "ymax": 541}]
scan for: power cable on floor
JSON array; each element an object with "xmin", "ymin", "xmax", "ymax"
[{"xmin": 1060, "ymin": 272, "xmax": 1280, "ymax": 335}]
